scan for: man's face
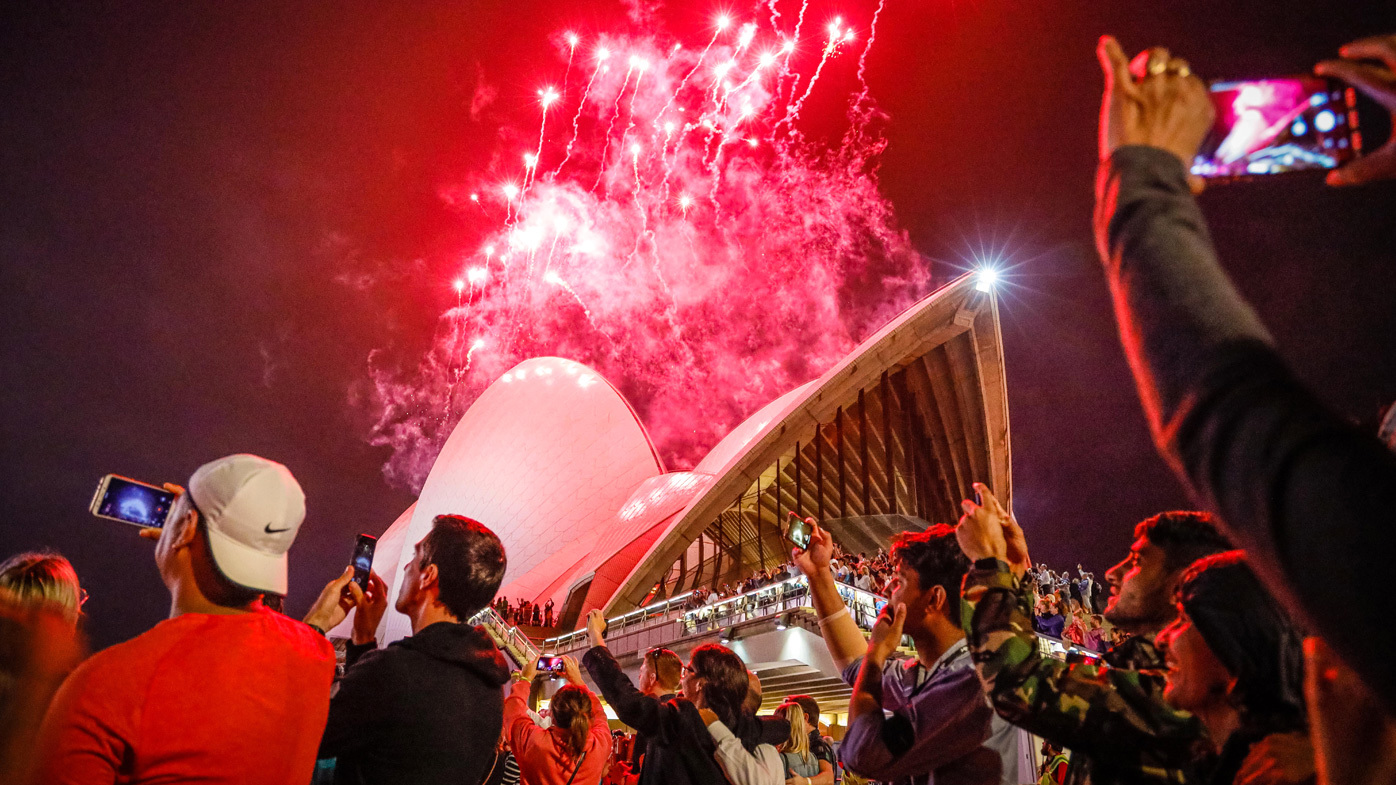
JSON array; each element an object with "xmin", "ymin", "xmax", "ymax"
[
  {"xmin": 1103, "ymin": 537, "xmax": 1176, "ymax": 632},
  {"xmin": 396, "ymin": 542, "xmax": 425, "ymax": 615},
  {"xmin": 1157, "ymin": 608, "xmax": 1231, "ymax": 712},
  {"xmin": 885, "ymin": 559, "xmax": 936, "ymax": 635},
  {"xmin": 638, "ymin": 656, "xmax": 657, "ymax": 694}
]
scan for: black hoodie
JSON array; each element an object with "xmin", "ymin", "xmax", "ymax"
[{"xmin": 319, "ymin": 621, "xmax": 511, "ymax": 785}]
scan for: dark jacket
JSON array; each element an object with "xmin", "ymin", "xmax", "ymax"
[
  {"xmin": 630, "ymin": 692, "xmax": 676, "ymax": 769},
  {"xmin": 1095, "ymin": 145, "xmax": 1396, "ymax": 714},
  {"xmin": 583, "ymin": 645, "xmax": 786, "ymax": 785},
  {"xmin": 319, "ymin": 622, "xmax": 511, "ymax": 785}
]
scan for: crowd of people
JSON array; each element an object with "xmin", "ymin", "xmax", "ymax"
[
  {"xmin": 495, "ymin": 596, "xmax": 556, "ymax": 629},
  {"xmin": 2, "ymin": 30, "xmax": 1395, "ymax": 785}
]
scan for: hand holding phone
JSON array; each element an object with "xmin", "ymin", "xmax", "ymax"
[
  {"xmin": 1315, "ymin": 34, "xmax": 1396, "ymax": 186},
  {"xmin": 350, "ymin": 534, "xmax": 377, "ymax": 590},
  {"xmin": 536, "ymin": 655, "xmax": 564, "ymax": 678},
  {"xmin": 1192, "ymin": 76, "xmax": 1361, "ymax": 180},
  {"xmin": 785, "ymin": 512, "xmax": 812, "ymax": 550}
]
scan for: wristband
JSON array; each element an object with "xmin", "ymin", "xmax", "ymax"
[
  {"xmin": 817, "ymin": 607, "xmax": 849, "ymax": 626},
  {"xmin": 306, "ymin": 622, "xmax": 327, "ymax": 637}
]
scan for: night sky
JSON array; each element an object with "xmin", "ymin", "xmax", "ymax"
[{"xmin": 4, "ymin": 0, "xmax": 1394, "ymax": 651}]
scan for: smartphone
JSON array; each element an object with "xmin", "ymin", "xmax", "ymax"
[
  {"xmin": 89, "ymin": 474, "xmax": 176, "ymax": 528},
  {"xmin": 351, "ymin": 534, "xmax": 377, "ymax": 590},
  {"xmin": 785, "ymin": 512, "xmax": 812, "ymax": 550},
  {"xmin": 1192, "ymin": 76, "xmax": 1360, "ymax": 180},
  {"xmin": 537, "ymin": 655, "xmax": 564, "ymax": 677}
]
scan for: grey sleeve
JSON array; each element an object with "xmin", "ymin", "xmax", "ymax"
[{"xmin": 1093, "ymin": 144, "xmax": 1273, "ymax": 435}]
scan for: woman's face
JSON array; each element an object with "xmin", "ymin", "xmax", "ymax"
[
  {"xmin": 1157, "ymin": 608, "xmax": 1232, "ymax": 712},
  {"xmin": 680, "ymin": 661, "xmax": 703, "ymax": 705}
]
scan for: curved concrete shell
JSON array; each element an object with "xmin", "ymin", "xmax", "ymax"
[
  {"xmin": 367, "ymin": 272, "xmax": 1009, "ymax": 640},
  {"xmin": 603, "ymin": 272, "xmax": 1010, "ymax": 615}
]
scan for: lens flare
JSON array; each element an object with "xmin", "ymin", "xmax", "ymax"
[{"xmin": 975, "ymin": 267, "xmax": 999, "ymax": 292}]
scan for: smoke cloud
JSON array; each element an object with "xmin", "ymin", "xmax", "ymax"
[{"xmin": 359, "ymin": 5, "xmax": 930, "ymax": 491}]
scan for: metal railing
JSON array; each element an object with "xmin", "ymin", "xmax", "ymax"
[
  {"xmin": 473, "ymin": 577, "xmax": 1096, "ymax": 669},
  {"xmin": 470, "ymin": 606, "xmax": 541, "ymax": 666},
  {"xmin": 532, "ymin": 576, "xmax": 890, "ymax": 658}
]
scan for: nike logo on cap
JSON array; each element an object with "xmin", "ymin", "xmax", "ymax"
[{"xmin": 265, "ymin": 523, "xmax": 293, "ymax": 534}]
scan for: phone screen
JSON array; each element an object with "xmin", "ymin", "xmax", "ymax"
[
  {"xmin": 786, "ymin": 515, "xmax": 811, "ymax": 550},
  {"xmin": 351, "ymin": 535, "xmax": 377, "ymax": 589},
  {"xmin": 1193, "ymin": 77, "xmax": 1359, "ymax": 179},
  {"xmin": 536, "ymin": 656, "xmax": 562, "ymax": 675},
  {"xmin": 93, "ymin": 476, "xmax": 176, "ymax": 528}
]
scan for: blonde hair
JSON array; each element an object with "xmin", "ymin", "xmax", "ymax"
[
  {"xmin": 775, "ymin": 702, "xmax": 810, "ymax": 760},
  {"xmin": 0, "ymin": 552, "xmax": 81, "ymax": 618}
]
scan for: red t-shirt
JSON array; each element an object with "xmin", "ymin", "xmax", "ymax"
[{"xmin": 37, "ymin": 606, "xmax": 335, "ymax": 784}]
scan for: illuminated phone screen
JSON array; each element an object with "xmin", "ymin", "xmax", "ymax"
[
  {"xmin": 1192, "ymin": 77, "xmax": 1359, "ymax": 178},
  {"xmin": 351, "ymin": 536, "xmax": 376, "ymax": 588},
  {"xmin": 97, "ymin": 477, "xmax": 175, "ymax": 528}
]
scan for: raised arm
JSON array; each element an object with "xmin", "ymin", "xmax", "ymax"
[
  {"xmin": 580, "ymin": 611, "xmax": 667, "ymax": 736},
  {"xmin": 504, "ymin": 678, "xmax": 545, "ymax": 761},
  {"xmin": 1094, "ymin": 35, "xmax": 1396, "ymax": 713},
  {"xmin": 791, "ymin": 520, "xmax": 867, "ymax": 670}
]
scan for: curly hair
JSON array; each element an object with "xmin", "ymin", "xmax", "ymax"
[
  {"xmin": 889, "ymin": 524, "xmax": 970, "ymax": 618},
  {"xmin": 1135, "ymin": 511, "xmax": 1234, "ymax": 572}
]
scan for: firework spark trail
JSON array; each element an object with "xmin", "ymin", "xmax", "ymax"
[
  {"xmin": 655, "ymin": 21, "xmax": 725, "ymax": 127},
  {"xmin": 562, "ymin": 32, "xmax": 579, "ymax": 90},
  {"xmin": 842, "ymin": 0, "xmax": 887, "ymax": 157},
  {"xmin": 852, "ymin": 0, "xmax": 884, "ymax": 100},
  {"xmin": 778, "ymin": 21, "xmax": 852, "ymax": 134},
  {"xmin": 543, "ymin": 271, "xmax": 598, "ymax": 328},
  {"xmin": 620, "ymin": 58, "xmax": 649, "ymax": 184},
  {"xmin": 592, "ymin": 64, "xmax": 635, "ymax": 192},
  {"xmin": 361, "ymin": 2, "xmax": 933, "ymax": 490},
  {"xmin": 464, "ymin": 338, "xmax": 485, "ymax": 371},
  {"xmin": 524, "ymin": 88, "xmax": 559, "ymax": 197},
  {"xmin": 785, "ymin": 0, "xmax": 811, "ymax": 64},
  {"xmin": 554, "ymin": 53, "xmax": 607, "ymax": 177}
]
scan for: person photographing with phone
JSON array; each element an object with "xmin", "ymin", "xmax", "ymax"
[
  {"xmin": 302, "ymin": 513, "xmax": 510, "ymax": 785},
  {"xmin": 505, "ymin": 654, "xmax": 612, "ymax": 785},
  {"xmin": 35, "ymin": 454, "xmax": 336, "ymax": 785},
  {"xmin": 581, "ymin": 608, "xmax": 785, "ymax": 785},
  {"xmin": 791, "ymin": 515, "xmax": 1032, "ymax": 785},
  {"xmin": 1093, "ymin": 30, "xmax": 1396, "ymax": 722}
]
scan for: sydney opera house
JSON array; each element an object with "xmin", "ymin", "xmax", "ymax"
[{"xmin": 338, "ymin": 271, "xmax": 1009, "ymax": 652}]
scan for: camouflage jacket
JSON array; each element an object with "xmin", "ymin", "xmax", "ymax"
[{"xmin": 960, "ymin": 561, "xmax": 1212, "ymax": 785}]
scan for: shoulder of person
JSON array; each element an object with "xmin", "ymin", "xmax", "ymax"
[{"xmin": 259, "ymin": 609, "xmax": 336, "ymax": 659}]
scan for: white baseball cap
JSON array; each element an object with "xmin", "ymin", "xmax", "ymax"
[{"xmin": 188, "ymin": 454, "xmax": 306, "ymax": 596}]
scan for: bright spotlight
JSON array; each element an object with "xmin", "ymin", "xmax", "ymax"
[{"xmin": 975, "ymin": 268, "xmax": 999, "ymax": 292}]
